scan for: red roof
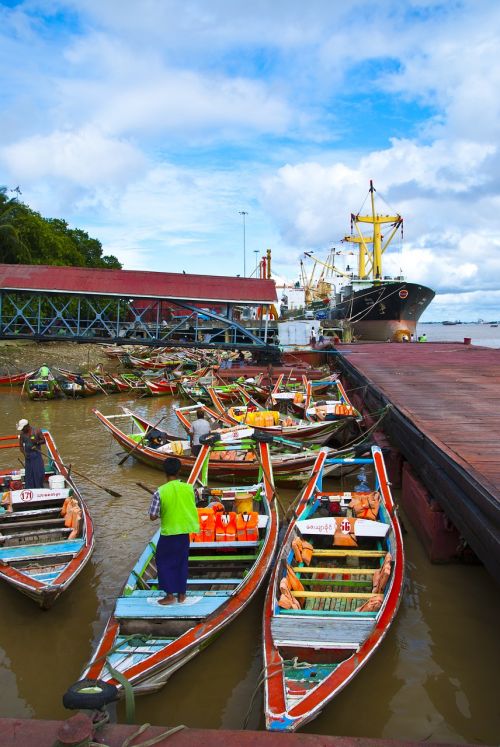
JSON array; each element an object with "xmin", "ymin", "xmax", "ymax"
[{"xmin": 0, "ymin": 264, "xmax": 277, "ymax": 305}]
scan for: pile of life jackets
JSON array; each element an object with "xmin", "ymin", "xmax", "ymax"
[
  {"xmin": 243, "ymin": 410, "xmax": 280, "ymax": 427},
  {"xmin": 190, "ymin": 505, "xmax": 259, "ymax": 543},
  {"xmin": 315, "ymin": 403, "xmax": 355, "ymax": 418},
  {"xmin": 60, "ymin": 493, "xmax": 82, "ymax": 539},
  {"xmin": 209, "ymin": 449, "xmax": 256, "ymax": 462}
]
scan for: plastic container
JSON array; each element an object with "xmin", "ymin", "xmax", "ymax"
[
  {"xmin": 464, "ymin": 337, "xmax": 472, "ymax": 345},
  {"xmin": 234, "ymin": 493, "xmax": 254, "ymax": 514},
  {"xmin": 49, "ymin": 474, "xmax": 65, "ymax": 489}
]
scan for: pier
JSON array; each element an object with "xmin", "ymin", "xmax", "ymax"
[{"xmin": 334, "ymin": 341, "xmax": 500, "ymax": 582}]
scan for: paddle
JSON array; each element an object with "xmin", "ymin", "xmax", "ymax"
[
  {"xmin": 136, "ymin": 481, "xmax": 155, "ymax": 495},
  {"xmin": 29, "ymin": 450, "xmax": 123, "ymax": 498},
  {"xmin": 117, "ymin": 414, "xmax": 166, "ymax": 466},
  {"xmin": 66, "ymin": 465, "xmax": 122, "ymax": 498},
  {"xmin": 90, "ymin": 372, "xmax": 109, "ymax": 396}
]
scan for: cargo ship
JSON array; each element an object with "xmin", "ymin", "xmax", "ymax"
[{"xmin": 302, "ymin": 181, "xmax": 435, "ymax": 341}]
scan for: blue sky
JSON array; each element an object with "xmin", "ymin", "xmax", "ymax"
[{"xmin": 1, "ymin": 0, "xmax": 500, "ymax": 320}]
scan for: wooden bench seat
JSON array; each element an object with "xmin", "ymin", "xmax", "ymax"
[
  {"xmin": 189, "ymin": 540, "xmax": 259, "ymax": 549},
  {"xmin": 0, "ymin": 538, "xmax": 84, "ymax": 562},
  {"xmin": 271, "ymin": 613, "xmax": 376, "ymax": 648},
  {"xmin": 293, "ymin": 566, "xmax": 377, "ymax": 575},
  {"xmin": 312, "ymin": 549, "xmax": 386, "ymax": 558},
  {"xmin": 291, "ymin": 591, "xmax": 374, "ymax": 600},
  {"xmin": 0, "ymin": 527, "xmax": 71, "ymax": 543},
  {"xmin": 0, "ymin": 517, "xmax": 66, "ymax": 531},
  {"xmin": 115, "ymin": 591, "xmax": 227, "ymax": 619}
]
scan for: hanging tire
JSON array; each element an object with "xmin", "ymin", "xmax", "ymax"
[
  {"xmin": 252, "ymin": 430, "xmax": 274, "ymax": 444},
  {"xmin": 63, "ymin": 679, "xmax": 118, "ymax": 710},
  {"xmin": 199, "ymin": 432, "xmax": 220, "ymax": 446}
]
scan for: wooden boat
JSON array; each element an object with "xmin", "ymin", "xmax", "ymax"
[
  {"xmin": 93, "ymin": 408, "xmax": 358, "ymax": 484},
  {"xmin": 269, "ymin": 374, "xmax": 339, "ymax": 409},
  {"xmin": 0, "ymin": 432, "xmax": 94, "ymax": 609},
  {"xmin": 68, "ymin": 436, "xmax": 278, "ymax": 699},
  {"xmin": 208, "ymin": 387, "xmax": 359, "ymax": 446},
  {"xmin": 0, "ymin": 370, "xmax": 36, "ymax": 386},
  {"xmin": 262, "ymin": 445, "xmax": 404, "ymax": 732},
  {"xmin": 292, "ymin": 380, "xmax": 363, "ymax": 427},
  {"xmin": 110, "ymin": 373, "xmax": 148, "ymax": 392},
  {"xmin": 25, "ymin": 373, "xmax": 62, "ymax": 400},
  {"xmin": 55, "ymin": 371, "xmax": 99, "ymax": 398},
  {"xmin": 143, "ymin": 376, "xmax": 177, "ymax": 396}
]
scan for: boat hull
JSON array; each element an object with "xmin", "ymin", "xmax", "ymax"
[{"xmin": 329, "ymin": 281, "xmax": 435, "ymax": 341}]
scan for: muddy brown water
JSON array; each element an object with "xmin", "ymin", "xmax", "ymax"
[{"xmin": 0, "ymin": 388, "xmax": 499, "ymax": 743}]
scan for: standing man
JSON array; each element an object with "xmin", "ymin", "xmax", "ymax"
[
  {"xmin": 189, "ymin": 409, "xmax": 211, "ymax": 456},
  {"xmin": 17, "ymin": 419, "xmax": 45, "ymax": 489},
  {"xmin": 149, "ymin": 457, "xmax": 200, "ymax": 605}
]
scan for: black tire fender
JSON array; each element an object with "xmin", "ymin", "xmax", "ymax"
[
  {"xmin": 63, "ymin": 679, "xmax": 118, "ymax": 710},
  {"xmin": 199, "ymin": 432, "xmax": 220, "ymax": 446},
  {"xmin": 252, "ymin": 430, "xmax": 274, "ymax": 444}
]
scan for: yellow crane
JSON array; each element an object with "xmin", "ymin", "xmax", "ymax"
[{"xmin": 343, "ymin": 180, "xmax": 403, "ymax": 280}]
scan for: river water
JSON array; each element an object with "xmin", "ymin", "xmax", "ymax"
[{"xmin": 1, "ymin": 384, "xmax": 499, "ymax": 743}]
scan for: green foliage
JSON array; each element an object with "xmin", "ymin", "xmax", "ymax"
[{"xmin": 0, "ymin": 188, "xmax": 121, "ymax": 269}]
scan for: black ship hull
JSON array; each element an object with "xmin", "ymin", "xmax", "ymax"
[{"xmin": 327, "ymin": 281, "xmax": 435, "ymax": 341}]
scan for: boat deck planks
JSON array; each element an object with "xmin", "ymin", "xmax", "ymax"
[{"xmin": 336, "ymin": 342, "xmax": 500, "ymax": 581}]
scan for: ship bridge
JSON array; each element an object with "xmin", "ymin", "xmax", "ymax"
[{"xmin": 0, "ymin": 264, "xmax": 278, "ymax": 351}]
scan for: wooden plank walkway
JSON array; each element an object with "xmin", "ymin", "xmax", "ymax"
[{"xmin": 335, "ymin": 342, "xmax": 500, "ymax": 582}]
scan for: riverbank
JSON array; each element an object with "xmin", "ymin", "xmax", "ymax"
[{"xmin": 0, "ymin": 340, "xmax": 109, "ymax": 373}]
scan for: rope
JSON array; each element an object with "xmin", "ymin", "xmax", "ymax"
[
  {"xmin": 105, "ymin": 658, "xmax": 136, "ymax": 725},
  {"xmin": 242, "ymin": 664, "xmax": 282, "ymax": 730},
  {"xmin": 87, "ymin": 723, "xmax": 187, "ymax": 747}
]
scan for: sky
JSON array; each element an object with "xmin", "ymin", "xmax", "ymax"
[{"xmin": 1, "ymin": 0, "xmax": 499, "ymax": 321}]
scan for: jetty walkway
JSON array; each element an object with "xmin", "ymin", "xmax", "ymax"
[{"xmin": 335, "ymin": 341, "xmax": 500, "ymax": 582}]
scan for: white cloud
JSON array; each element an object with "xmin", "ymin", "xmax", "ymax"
[{"xmin": 0, "ymin": 127, "xmax": 146, "ymax": 187}]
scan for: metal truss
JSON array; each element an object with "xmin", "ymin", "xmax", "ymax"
[{"xmin": 0, "ymin": 291, "xmax": 278, "ymax": 351}]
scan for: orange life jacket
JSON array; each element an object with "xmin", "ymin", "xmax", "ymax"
[
  {"xmin": 236, "ymin": 511, "xmax": 259, "ymax": 541},
  {"xmin": 349, "ymin": 491, "xmax": 380, "ymax": 521},
  {"xmin": 215, "ymin": 511, "xmax": 237, "ymax": 542},
  {"xmin": 68, "ymin": 506, "xmax": 82, "ymax": 539},
  {"xmin": 191, "ymin": 507, "xmax": 215, "ymax": 542}
]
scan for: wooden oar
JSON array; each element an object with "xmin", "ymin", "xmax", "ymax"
[
  {"xmin": 35, "ymin": 451, "xmax": 122, "ymax": 498},
  {"xmin": 136, "ymin": 481, "xmax": 155, "ymax": 495},
  {"xmin": 90, "ymin": 372, "xmax": 109, "ymax": 396},
  {"xmin": 67, "ymin": 465, "xmax": 122, "ymax": 498},
  {"xmin": 118, "ymin": 414, "xmax": 166, "ymax": 466}
]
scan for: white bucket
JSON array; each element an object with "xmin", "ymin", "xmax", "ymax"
[{"xmin": 49, "ymin": 474, "xmax": 65, "ymax": 489}]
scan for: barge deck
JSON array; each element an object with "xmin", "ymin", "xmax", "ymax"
[{"xmin": 334, "ymin": 342, "xmax": 500, "ymax": 582}]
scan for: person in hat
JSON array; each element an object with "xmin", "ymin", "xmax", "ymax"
[
  {"xmin": 149, "ymin": 457, "xmax": 200, "ymax": 605},
  {"xmin": 17, "ymin": 419, "xmax": 45, "ymax": 489}
]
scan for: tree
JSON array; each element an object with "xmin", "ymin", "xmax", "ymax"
[{"xmin": 0, "ymin": 188, "xmax": 122, "ymax": 269}]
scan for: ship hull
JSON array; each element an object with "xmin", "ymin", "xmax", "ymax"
[{"xmin": 328, "ymin": 281, "xmax": 434, "ymax": 341}]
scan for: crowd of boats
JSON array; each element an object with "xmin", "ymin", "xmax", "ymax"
[{"xmin": 0, "ymin": 347, "xmax": 404, "ymax": 733}]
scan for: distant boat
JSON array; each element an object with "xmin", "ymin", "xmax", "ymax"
[
  {"xmin": 442, "ymin": 320, "xmax": 461, "ymax": 326},
  {"xmin": 490, "ymin": 324, "xmax": 498, "ymax": 328}
]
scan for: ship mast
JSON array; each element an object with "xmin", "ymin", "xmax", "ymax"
[{"xmin": 343, "ymin": 180, "xmax": 403, "ymax": 281}]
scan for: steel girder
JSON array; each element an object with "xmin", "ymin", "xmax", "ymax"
[{"xmin": 0, "ymin": 290, "xmax": 277, "ymax": 351}]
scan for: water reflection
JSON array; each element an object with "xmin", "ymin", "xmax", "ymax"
[{"xmin": 0, "ymin": 390, "xmax": 499, "ymax": 741}]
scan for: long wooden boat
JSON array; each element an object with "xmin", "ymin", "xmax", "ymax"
[
  {"xmin": 208, "ymin": 387, "xmax": 359, "ymax": 446},
  {"xmin": 25, "ymin": 375, "xmax": 62, "ymax": 400},
  {"xmin": 262, "ymin": 445, "xmax": 404, "ymax": 731},
  {"xmin": 93, "ymin": 408, "xmax": 359, "ymax": 484},
  {"xmin": 143, "ymin": 376, "xmax": 178, "ymax": 396},
  {"xmin": 293, "ymin": 379, "xmax": 363, "ymax": 425},
  {"xmin": 0, "ymin": 432, "xmax": 94, "ymax": 609},
  {"xmin": 55, "ymin": 371, "xmax": 99, "ymax": 398},
  {"xmin": 67, "ymin": 437, "xmax": 278, "ymax": 700},
  {"xmin": 0, "ymin": 370, "xmax": 36, "ymax": 386}
]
